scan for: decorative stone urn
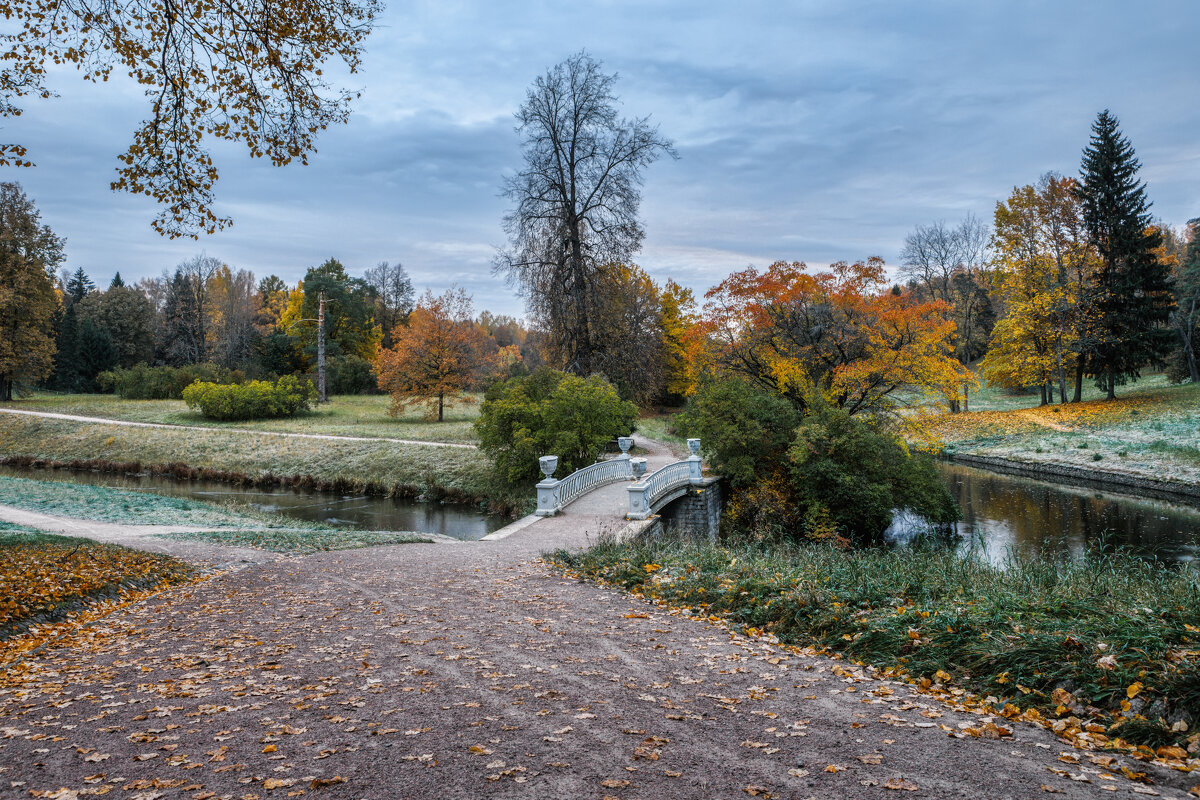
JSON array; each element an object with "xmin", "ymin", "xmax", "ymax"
[
  {"xmin": 687, "ymin": 438, "xmax": 701, "ymax": 456},
  {"xmin": 539, "ymin": 455, "xmax": 559, "ymax": 480},
  {"xmin": 630, "ymin": 457, "xmax": 648, "ymax": 478},
  {"xmin": 617, "ymin": 436, "xmax": 633, "ymax": 456}
]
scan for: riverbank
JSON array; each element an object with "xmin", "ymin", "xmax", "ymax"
[
  {"xmin": 920, "ymin": 379, "xmax": 1200, "ymax": 499},
  {"xmin": 0, "ymin": 414, "xmax": 528, "ymax": 515},
  {"xmin": 551, "ymin": 536, "xmax": 1200, "ymax": 762}
]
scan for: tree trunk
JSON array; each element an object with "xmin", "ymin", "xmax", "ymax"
[
  {"xmin": 962, "ymin": 382, "xmax": 969, "ymax": 413},
  {"xmin": 437, "ymin": 392, "xmax": 444, "ymax": 422},
  {"xmin": 0, "ymin": 376, "xmax": 10, "ymax": 402},
  {"xmin": 1055, "ymin": 340, "xmax": 1067, "ymax": 404},
  {"xmin": 1039, "ymin": 383, "xmax": 1047, "ymax": 406},
  {"xmin": 1073, "ymin": 353, "xmax": 1085, "ymax": 403},
  {"xmin": 1187, "ymin": 336, "xmax": 1200, "ymax": 383},
  {"xmin": 1106, "ymin": 370, "xmax": 1116, "ymax": 401}
]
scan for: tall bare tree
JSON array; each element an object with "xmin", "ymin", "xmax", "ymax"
[
  {"xmin": 900, "ymin": 213, "xmax": 993, "ymax": 411},
  {"xmin": 364, "ymin": 260, "xmax": 415, "ymax": 348},
  {"xmin": 496, "ymin": 51, "xmax": 675, "ymax": 376}
]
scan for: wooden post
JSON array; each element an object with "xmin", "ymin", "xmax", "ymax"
[{"xmin": 317, "ymin": 290, "xmax": 327, "ymax": 403}]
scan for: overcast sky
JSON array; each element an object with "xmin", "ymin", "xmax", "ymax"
[{"xmin": 5, "ymin": 1, "xmax": 1198, "ymax": 316}]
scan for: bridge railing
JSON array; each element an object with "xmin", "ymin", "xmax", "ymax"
[
  {"xmin": 536, "ymin": 438, "xmax": 710, "ymax": 520},
  {"xmin": 626, "ymin": 438, "xmax": 704, "ymax": 520},
  {"xmin": 535, "ymin": 437, "xmax": 636, "ymax": 516}
]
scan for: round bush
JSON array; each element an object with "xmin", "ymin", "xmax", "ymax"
[{"xmin": 182, "ymin": 375, "xmax": 316, "ymax": 420}]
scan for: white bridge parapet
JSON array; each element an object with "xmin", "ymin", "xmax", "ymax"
[
  {"xmin": 535, "ymin": 437, "xmax": 635, "ymax": 516},
  {"xmin": 626, "ymin": 438, "xmax": 705, "ymax": 520}
]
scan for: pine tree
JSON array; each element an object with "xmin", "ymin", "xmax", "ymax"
[
  {"xmin": 1076, "ymin": 110, "xmax": 1175, "ymax": 399},
  {"xmin": 77, "ymin": 318, "xmax": 118, "ymax": 390},
  {"xmin": 65, "ymin": 267, "xmax": 95, "ymax": 305},
  {"xmin": 52, "ymin": 303, "xmax": 83, "ymax": 391},
  {"xmin": 110, "ymin": 271, "xmax": 125, "ymax": 288}
]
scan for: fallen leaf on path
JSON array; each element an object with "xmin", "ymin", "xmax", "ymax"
[{"xmin": 883, "ymin": 777, "xmax": 919, "ymax": 791}]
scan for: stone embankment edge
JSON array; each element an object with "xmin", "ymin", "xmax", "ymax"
[{"xmin": 943, "ymin": 451, "xmax": 1200, "ymax": 506}]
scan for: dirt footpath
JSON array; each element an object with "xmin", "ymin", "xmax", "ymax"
[{"xmin": 1, "ymin": 514, "xmax": 1195, "ymax": 800}]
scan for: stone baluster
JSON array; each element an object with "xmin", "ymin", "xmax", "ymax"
[
  {"xmin": 687, "ymin": 438, "xmax": 703, "ymax": 483},
  {"xmin": 535, "ymin": 455, "xmax": 560, "ymax": 517}
]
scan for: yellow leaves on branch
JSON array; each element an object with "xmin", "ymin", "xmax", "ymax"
[{"xmin": 2, "ymin": 0, "xmax": 381, "ymax": 237}]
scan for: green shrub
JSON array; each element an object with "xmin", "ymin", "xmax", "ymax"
[
  {"xmin": 98, "ymin": 362, "xmax": 239, "ymax": 399},
  {"xmin": 475, "ymin": 368, "xmax": 636, "ymax": 486},
  {"xmin": 677, "ymin": 377, "xmax": 957, "ymax": 543},
  {"xmin": 324, "ymin": 355, "xmax": 378, "ymax": 395},
  {"xmin": 182, "ymin": 375, "xmax": 316, "ymax": 420}
]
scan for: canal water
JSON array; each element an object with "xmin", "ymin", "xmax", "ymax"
[
  {"xmin": 4, "ymin": 462, "xmax": 1199, "ymax": 559},
  {"xmin": 0, "ymin": 466, "xmax": 508, "ymax": 541},
  {"xmin": 885, "ymin": 462, "xmax": 1200, "ymax": 565}
]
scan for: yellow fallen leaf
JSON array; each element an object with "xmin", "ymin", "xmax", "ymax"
[
  {"xmin": 1126, "ymin": 681, "xmax": 1143, "ymax": 699},
  {"xmin": 883, "ymin": 776, "xmax": 919, "ymax": 791}
]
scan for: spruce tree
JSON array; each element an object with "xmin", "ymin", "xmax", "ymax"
[
  {"xmin": 1076, "ymin": 110, "xmax": 1175, "ymax": 399},
  {"xmin": 110, "ymin": 271, "xmax": 125, "ymax": 288},
  {"xmin": 52, "ymin": 303, "xmax": 83, "ymax": 391},
  {"xmin": 65, "ymin": 267, "xmax": 94, "ymax": 305}
]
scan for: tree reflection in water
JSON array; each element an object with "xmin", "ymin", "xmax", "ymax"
[{"xmin": 886, "ymin": 463, "xmax": 1200, "ymax": 566}]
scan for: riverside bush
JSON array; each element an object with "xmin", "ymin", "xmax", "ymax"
[
  {"xmin": 677, "ymin": 377, "xmax": 957, "ymax": 543},
  {"xmin": 182, "ymin": 375, "xmax": 316, "ymax": 420},
  {"xmin": 98, "ymin": 362, "xmax": 239, "ymax": 399}
]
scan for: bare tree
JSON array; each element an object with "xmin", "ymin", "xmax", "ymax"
[
  {"xmin": 496, "ymin": 51, "xmax": 675, "ymax": 375},
  {"xmin": 900, "ymin": 213, "xmax": 993, "ymax": 411},
  {"xmin": 364, "ymin": 260, "xmax": 415, "ymax": 348}
]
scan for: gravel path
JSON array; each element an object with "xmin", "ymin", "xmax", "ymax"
[
  {"xmin": 1, "ymin": 438, "xmax": 1193, "ymax": 798},
  {"xmin": 0, "ymin": 406, "xmax": 477, "ymax": 449}
]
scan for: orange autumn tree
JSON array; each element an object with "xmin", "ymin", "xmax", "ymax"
[
  {"xmin": 376, "ymin": 288, "xmax": 494, "ymax": 421},
  {"xmin": 702, "ymin": 258, "xmax": 973, "ymax": 415}
]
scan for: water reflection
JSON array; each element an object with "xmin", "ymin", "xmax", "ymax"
[
  {"xmin": 0, "ymin": 466, "xmax": 507, "ymax": 541},
  {"xmin": 887, "ymin": 462, "xmax": 1200, "ymax": 565}
]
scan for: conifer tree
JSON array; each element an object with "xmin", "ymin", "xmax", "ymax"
[
  {"xmin": 52, "ymin": 303, "xmax": 82, "ymax": 391},
  {"xmin": 65, "ymin": 267, "xmax": 94, "ymax": 305},
  {"xmin": 1076, "ymin": 110, "xmax": 1175, "ymax": 399}
]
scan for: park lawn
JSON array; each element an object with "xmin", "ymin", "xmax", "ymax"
[
  {"xmin": 633, "ymin": 412, "xmax": 689, "ymax": 451},
  {"xmin": 920, "ymin": 378, "xmax": 1200, "ymax": 488},
  {"xmin": 0, "ymin": 524, "xmax": 193, "ymax": 637},
  {"xmin": 0, "ymin": 392, "xmax": 483, "ymax": 444},
  {"xmin": 0, "ymin": 415, "xmax": 518, "ymax": 511},
  {"xmin": 552, "ymin": 536, "xmax": 1200, "ymax": 758},
  {"xmin": 953, "ymin": 372, "xmax": 1177, "ymax": 413},
  {"xmin": 160, "ymin": 529, "xmax": 433, "ymax": 553}
]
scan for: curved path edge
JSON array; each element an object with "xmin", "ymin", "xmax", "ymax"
[{"xmin": 0, "ymin": 406, "xmax": 478, "ymax": 449}]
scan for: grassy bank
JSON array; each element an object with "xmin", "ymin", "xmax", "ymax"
[
  {"xmin": 922, "ymin": 378, "xmax": 1200, "ymax": 490},
  {"xmin": 0, "ymin": 415, "xmax": 525, "ymax": 514},
  {"xmin": 0, "ymin": 524, "xmax": 193, "ymax": 638},
  {"xmin": 161, "ymin": 529, "xmax": 432, "ymax": 553},
  {"xmin": 0, "ymin": 474, "xmax": 322, "ymax": 528},
  {"xmin": 551, "ymin": 537, "xmax": 1200, "ymax": 759},
  {"xmin": 0, "ymin": 392, "xmax": 483, "ymax": 444}
]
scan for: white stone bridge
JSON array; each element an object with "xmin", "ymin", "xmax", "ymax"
[{"xmin": 482, "ymin": 434, "xmax": 722, "ymax": 542}]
